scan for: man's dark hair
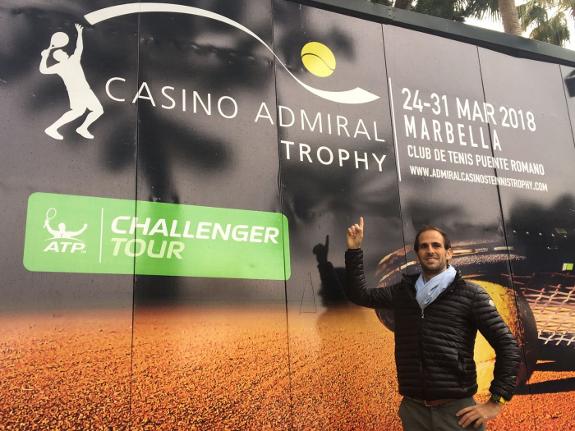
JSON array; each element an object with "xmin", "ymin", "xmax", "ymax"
[{"xmin": 413, "ymin": 226, "xmax": 451, "ymax": 251}]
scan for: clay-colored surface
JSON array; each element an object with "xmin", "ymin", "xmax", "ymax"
[
  {"xmin": 130, "ymin": 306, "xmax": 291, "ymax": 430},
  {"xmin": 1, "ymin": 307, "xmax": 574, "ymax": 430},
  {"xmin": 0, "ymin": 310, "xmax": 132, "ymax": 430}
]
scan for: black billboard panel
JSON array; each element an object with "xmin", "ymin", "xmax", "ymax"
[
  {"xmin": 0, "ymin": 1, "xmax": 138, "ymax": 428},
  {"xmin": 383, "ymin": 27, "xmax": 540, "ymax": 424},
  {"xmin": 273, "ymin": 2, "xmax": 405, "ymax": 428},
  {"xmin": 480, "ymin": 51, "xmax": 575, "ymax": 429},
  {"xmin": 478, "ymin": 51, "xmax": 575, "ymax": 262},
  {"xmin": 129, "ymin": 1, "xmax": 291, "ymax": 428},
  {"xmin": 3, "ymin": 1, "xmax": 575, "ymax": 429},
  {"xmin": 383, "ymin": 26, "xmax": 507, "ymax": 246}
]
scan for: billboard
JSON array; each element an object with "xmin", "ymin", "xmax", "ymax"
[{"xmin": 1, "ymin": 0, "xmax": 574, "ymax": 429}]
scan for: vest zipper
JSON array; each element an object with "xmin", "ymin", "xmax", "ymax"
[
  {"xmin": 419, "ymin": 309, "xmax": 427, "ymax": 399},
  {"xmin": 407, "ymin": 278, "xmax": 428, "ymax": 399}
]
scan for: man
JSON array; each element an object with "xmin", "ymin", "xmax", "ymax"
[{"xmin": 345, "ymin": 217, "xmax": 520, "ymax": 430}]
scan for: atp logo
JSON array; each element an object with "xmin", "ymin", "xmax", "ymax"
[{"xmin": 43, "ymin": 208, "xmax": 89, "ymax": 254}]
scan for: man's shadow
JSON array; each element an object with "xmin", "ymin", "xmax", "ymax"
[
  {"xmin": 311, "ymin": 235, "xmax": 385, "ymax": 419},
  {"xmin": 312, "ymin": 235, "xmax": 348, "ymax": 308},
  {"xmin": 517, "ymin": 346, "xmax": 575, "ymax": 394}
]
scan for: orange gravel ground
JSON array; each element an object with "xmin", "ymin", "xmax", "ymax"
[{"xmin": 1, "ymin": 307, "xmax": 574, "ymax": 430}]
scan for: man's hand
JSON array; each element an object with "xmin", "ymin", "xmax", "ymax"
[
  {"xmin": 346, "ymin": 217, "xmax": 364, "ymax": 250},
  {"xmin": 313, "ymin": 235, "xmax": 329, "ymax": 264},
  {"xmin": 456, "ymin": 401, "xmax": 501, "ymax": 429},
  {"xmin": 75, "ymin": 23, "xmax": 84, "ymax": 33}
]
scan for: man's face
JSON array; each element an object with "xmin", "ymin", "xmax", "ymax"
[{"xmin": 415, "ymin": 229, "xmax": 453, "ymax": 277}]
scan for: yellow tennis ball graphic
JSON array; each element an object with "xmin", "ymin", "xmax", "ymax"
[
  {"xmin": 301, "ymin": 42, "xmax": 336, "ymax": 78},
  {"xmin": 471, "ymin": 280, "xmax": 536, "ymax": 394}
]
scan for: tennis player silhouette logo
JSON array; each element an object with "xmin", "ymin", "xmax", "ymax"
[
  {"xmin": 39, "ymin": 24, "xmax": 103, "ymax": 140},
  {"xmin": 43, "ymin": 208, "xmax": 88, "ymax": 241}
]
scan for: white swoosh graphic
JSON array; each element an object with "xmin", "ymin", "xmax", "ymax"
[{"xmin": 85, "ymin": 3, "xmax": 380, "ymax": 104}]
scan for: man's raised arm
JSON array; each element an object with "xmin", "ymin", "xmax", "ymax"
[{"xmin": 344, "ymin": 217, "xmax": 393, "ymax": 308}]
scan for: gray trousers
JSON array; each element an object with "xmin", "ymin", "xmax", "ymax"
[{"xmin": 399, "ymin": 397, "xmax": 486, "ymax": 431}]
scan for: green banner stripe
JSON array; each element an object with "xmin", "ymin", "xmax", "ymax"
[{"xmin": 24, "ymin": 193, "xmax": 290, "ymax": 280}]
